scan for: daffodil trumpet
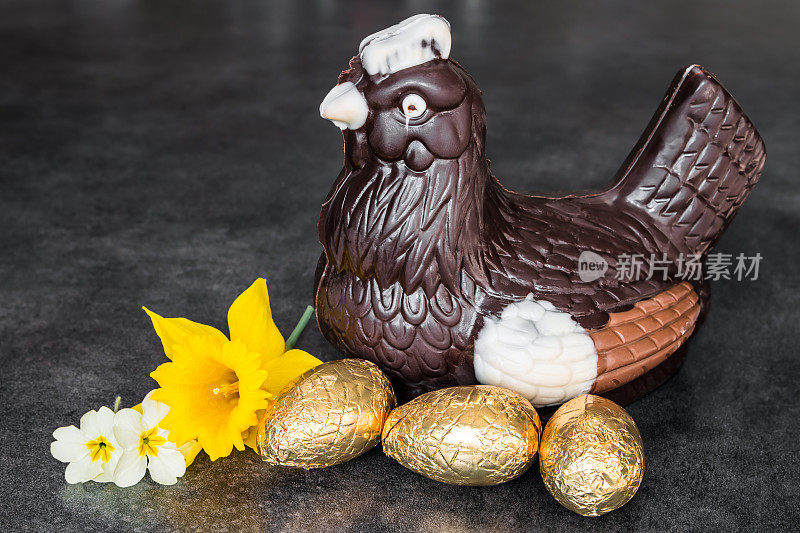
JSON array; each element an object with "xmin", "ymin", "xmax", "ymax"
[{"xmin": 145, "ymin": 279, "xmax": 322, "ymax": 461}]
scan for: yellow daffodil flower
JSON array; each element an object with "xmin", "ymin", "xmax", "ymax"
[{"xmin": 145, "ymin": 278, "xmax": 321, "ymax": 461}]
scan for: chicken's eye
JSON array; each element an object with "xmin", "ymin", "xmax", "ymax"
[{"xmin": 401, "ymin": 94, "xmax": 427, "ymax": 118}]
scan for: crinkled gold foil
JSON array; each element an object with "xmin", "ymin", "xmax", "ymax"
[
  {"xmin": 257, "ymin": 358, "xmax": 396, "ymax": 469},
  {"xmin": 539, "ymin": 394, "xmax": 644, "ymax": 516},
  {"xmin": 381, "ymin": 385, "xmax": 541, "ymax": 486}
]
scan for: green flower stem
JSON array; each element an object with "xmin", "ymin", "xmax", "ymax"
[
  {"xmin": 113, "ymin": 396, "xmax": 122, "ymax": 413},
  {"xmin": 285, "ymin": 306, "xmax": 315, "ymax": 351}
]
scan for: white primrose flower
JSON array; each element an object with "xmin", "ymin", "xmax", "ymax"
[
  {"xmin": 51, "ymin": 406, "xmax": 121, "ymax": 483},
  {"xmin": 112, "ymin": 391, "xmax": 186, "ymax": 487}
]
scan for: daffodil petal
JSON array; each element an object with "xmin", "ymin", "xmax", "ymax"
[
  {"xmin": 64, "ymin": 456, "xmax": 102, "ymax": 484},
  {"xmin": 178, "ymin": 440, "xmax": 203, "ymax": 467},
  {"xmin": 148, "ymin": 447, "xmax": 186, "ymax": 485},
  {"xmin": 227, "ymin": 279, "xmax": 285, "ymax": 360},
  {"xmin": 199, "ymin": 427, "xmax": 234, "ymax": 461},
  {"xmin": 261, "ymin": 349, "xmax": 322, "ymax": 397},
  {"xmin": 143, "ymin": 307, "xmax": 228, "ymax": 360},
  {"xmin": 51, "ymin": 439, "xmax": 90, "ymax": 463},
  {"xmin": 231, "ymin": 430, "xmax": 245, "ymax": 452},
  {"xmin": 113, "ymin": 452, "xmax": 147, "ymax": 488},
  {"xmin": 242, "ymin": 426, "xmax": 259, "ymax": 451}
]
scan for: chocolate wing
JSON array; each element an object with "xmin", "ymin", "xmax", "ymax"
[
  {"xmin": 597, "ymin": 64, "xmax": 766, "ymax": 258},
  {"xmin": 481, "ymin": 65, "xmax": 765, "ymax": 329}
]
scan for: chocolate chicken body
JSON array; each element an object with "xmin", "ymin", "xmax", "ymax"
[{"xmin": 314, "ymin": 15, "xmax": 766, "ymax": 404}]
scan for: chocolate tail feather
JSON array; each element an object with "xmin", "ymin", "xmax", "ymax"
[
  {"xmin": 600, "ymin": 65, "xmax": 766, "ymax": 258},
  {"xmin": 589, "ymin": 282, "xmax": 701, "ymax": 394}
]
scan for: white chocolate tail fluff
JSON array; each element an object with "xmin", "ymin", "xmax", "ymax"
[{"xmin": 474, "ymin": 296, "xmax": 598, "ymax": 407}]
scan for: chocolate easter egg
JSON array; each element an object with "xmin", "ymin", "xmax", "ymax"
[
  {"xmin": 381, "ymin": 385, "xmax": 541, "ymax": 486},
  {"xmin": 257, "ymin": 358, "xmax": 395, "ymax": 469},
  {"xmin": 539, "ymin": 394, "xmax": 644, "ymax": 516}
]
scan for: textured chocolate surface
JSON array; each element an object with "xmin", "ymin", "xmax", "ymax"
[
  {"xmin": 316, "ymin": 47, "xmax": 765, "ymax": 397},
  {"xmin": 591, "ymin": 282, "xmax": 701, "ymax": 393}
]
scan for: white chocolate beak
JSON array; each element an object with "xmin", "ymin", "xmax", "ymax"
[{"xmin": 319, "ymin": 82, "xmax": 369, "ymax": 130}]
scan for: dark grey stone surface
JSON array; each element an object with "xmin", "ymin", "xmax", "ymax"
[{"xmin": 1, "ymin": 1, "xmax": 798, "ymax": 531}]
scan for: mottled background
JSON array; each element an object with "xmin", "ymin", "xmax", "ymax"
[{"xmin": 1, "ymin": 0, "xmax": 798, "ymax": 531}]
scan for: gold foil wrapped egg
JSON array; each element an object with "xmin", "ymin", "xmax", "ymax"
[
  {"xmin": 257, "ymin": 358, "xmax": 395, "ymax": 469},
  {"xmin": 539, "ymin": 394, "xmax": 644, "ymax": 516},
  {"xmin": 381, "ymin": 385, "xmax": 541, "ymax": 486}
]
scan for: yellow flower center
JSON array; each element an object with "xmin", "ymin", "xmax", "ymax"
[
  {"xmin": 212, "ymin": 377, "xmax": 240, "ymax": 399},
  {"xmin": 85, "ymin": 436, "xmax": 115, "ymax": 463},
  {"xmin": 138, "ymin": 426, "xmax": 167, "ymax": 457}
]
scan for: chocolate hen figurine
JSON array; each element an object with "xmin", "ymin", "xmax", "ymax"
[{"xmin": 314, "ymin": 14, "xmax": 766, "ymax": 405}]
